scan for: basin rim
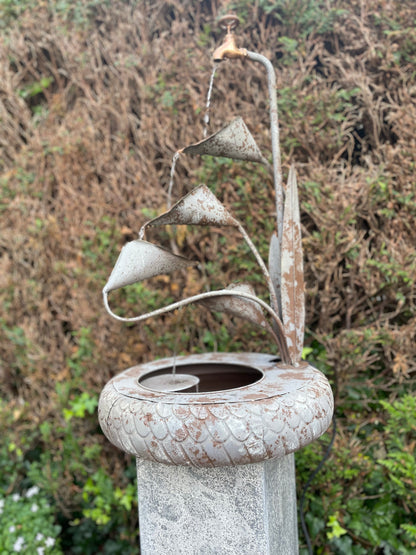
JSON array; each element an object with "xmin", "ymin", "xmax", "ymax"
[{"xmin": 98, "ymin": 352, "xmax": 334, "ymax": 467}]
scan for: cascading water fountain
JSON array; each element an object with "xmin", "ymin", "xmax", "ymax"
[{"xmin": 98, "ymin": 14, "xmax": 333, "ymax": 554}]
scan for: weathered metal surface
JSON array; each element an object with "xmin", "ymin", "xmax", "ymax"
[
  {"xmin": 140, "ymin": 373, "xmax": 200, "ymax": 393},
  {"xmin": 246, "ymin": 50, "xmax": 283, "ymax": 243},
  {"xmin": 182, "ymin": 117, "xmax": 266, "ymax": 164},
  {"xmin": 268, "ymin": 231, "xmax": 282, "ymax": 319},
  {"xmin": 217, "ymin": 14, "xmax": 240, "ymax": 32},
  {"xmin": 199, "ymin": 283, "xmax": 272, "ymax": 333},
  {"xmin": 98, "ymin": 353, "xmax": 334, "ymax": 467},
  {"xmin": 103, "ymin": 240, "xmax": 194, "ymax": 293},
  {"xmin": 148, "ymin": 184, "xmax": 238, "ymax": 228},
  {"xmin": 281, "ymin": 166, "xmax": 305, "ymax": 363}
]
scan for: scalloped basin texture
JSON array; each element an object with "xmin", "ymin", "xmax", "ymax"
[{"xmin": 98, "ymin": 353, "xmax": 334, "ymax": 468}]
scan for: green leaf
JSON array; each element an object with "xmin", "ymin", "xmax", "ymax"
[{"xmin": 327, "ymin": 512, "xmax": 348, "ymax": 539}]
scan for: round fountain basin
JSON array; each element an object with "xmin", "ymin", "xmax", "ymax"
[{"xmin": 99, "ymin": 352, "xmax": 334, "ymax": 467}]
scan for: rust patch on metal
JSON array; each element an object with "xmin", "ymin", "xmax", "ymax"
[{"xmin": 281, "ymin": 166, "xmax": 305, "ymax": 364}]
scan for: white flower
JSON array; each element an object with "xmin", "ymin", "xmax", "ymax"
[
  {"xmin": 36, "ymin": 533, "xmax": 44, "ymax": 542},
  {"xmin": 31, "ymin": 503, "xmax": 39, "ymax": 512},
  {"xmin": 37, "ymin": 548, "xmax": 45, "ymax": 555},
  {"xmin": 13, "ymin": 537, "xmax": 25, "ymax": 552},
  {"xmin": 0, "ymin": 498, "xmax": 4, "ymax": 514},
  {"xmin": 45, "ymin": 537, "xmax": 55, "ymax": 547},
  {"xmin": 12, "ymin": 493, "xmax": 21, "ymax": 502},
  {"xmin": 9, "ymin": 525, "xmax": 16, "ymax": 533},
  {"xmin": 26, "ymin": 486, "xmax": 40, "ymax": 498}
]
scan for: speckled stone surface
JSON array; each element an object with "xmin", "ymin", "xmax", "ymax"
[{"xmin": 136, "ymin": 454, "xmax": 298, "ymax": 555}]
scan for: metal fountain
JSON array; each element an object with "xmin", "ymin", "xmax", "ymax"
[{"xmin": 99, "ymin": 15, "xmax": 334, "ymax": 554}]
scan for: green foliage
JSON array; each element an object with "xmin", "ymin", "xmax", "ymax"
[
  {"xmin": 18, "ymin": 77, "xmax": 54, "ymax": 100},
  {"xmin": 0, "ymin": 487, "xmax": 61, "ymax": 554},
  {"xmin": 0, "ymin": 402, "xmax": 28, "ymax": 494},
  {"xmin": 200, "ymin": 325, "xmax": 237, "ymax": 352},
  {"xmin": 66, "ymin": 327, "xmax": 96, "ymax": 380},
  {"xmin": 326, "ymin": 512, "xmax": 347, "ymax": 540},
  {"xmin": 63, "ymin": 392, "xmax": 98, "ymax": 421},
  {"xmin": 195, "ymin": 156, "xmax": 233, "ymax": 196},
  {"xmin": 0, "ymin": 0, "xmax": 109, "ymax": 29},
  {"xmin": 81, "ymin": 217, "xmax": 122, "ymax": 274},
  {"xmin": 124, "ymin": 282, "xmax": 164, "ymax": 311},
  {"xmin": 297, "ymin": 395, "xmax": 416, "ymax": 552},
  {"xmin": 0, "ymin": 0, "xmax": 35, "ymax": 28},
  {"xmin": 230, "ymin": 0, "xmax": 347, "ymax": 37},
  {"xmin": 365, "ymin": 242, "xmax": 413, "ymax": 288},
  {"xmin": 2, "ymin": 324, "xmax": 34, "ymax": 374},
  {"xmin": 23, "ymin": 404, "xmax": 138, "ymax": 553},
  {"xmin": 378, "ymin": 396, "xmax": 416, "ymax": 518},
  {"xmin": 65, "ymin": 464, "xmax": 138, "ymax": 555},
  {"xmin": 82, "ymin": 469, "xmax": 136, "ymax": 526}
]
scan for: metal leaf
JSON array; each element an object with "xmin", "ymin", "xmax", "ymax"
[
  {"xmin": 148, "ymin": 185, "xmax": 238, "ymax": 227},
  {"xmin": 104, "ymin": 240, "xmax": 194, "ymax": 293},
  {"xmin": 182, "ymin": 117, "xmax": 266, "ymax": 163},
  {"xmin": 199, "ymin": 283, "xmax": 272, "ymax": 332},
  {"xmin": 281, "ymin": 165, "xmax": 305, "ymax": 363},
  {"xmin": 268, "ymin": 231, "xmax": 282, "ymax": 319}
]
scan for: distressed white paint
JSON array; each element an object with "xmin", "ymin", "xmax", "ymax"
[
  {"xmin": 149, "ymin": 185, "xmax": 238, "ymax": 228},
  {"xmin": 183, "ymin": 117, "xmax": 266, "ymax": 163},
  {"xmin": 98, "ymin": 353, "xmax": 334, "ymax": 467}
]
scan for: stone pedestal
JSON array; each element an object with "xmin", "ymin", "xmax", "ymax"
[{"xmin": 136, "ymin": 455, "xmax": 298, "ymax": 555}]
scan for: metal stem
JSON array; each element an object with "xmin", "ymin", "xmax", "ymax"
[
  {"xmin": 103, "ymin": 288, "xmax": 291, "ymax": 364},
  {"xmin": 235, "ymin": 222, "xmax": 279, "ymax": 316},
  {"xmin": 246, "ymin": 51, "xmax": 283, "ymax": 245}
]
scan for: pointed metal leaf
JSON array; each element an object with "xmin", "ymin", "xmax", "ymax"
[
  {"xmin": 199, "ymin": 283, "xmax": 272, "ymax": 331},
  {"xmin": 104, "ymin": 240, "xmax": 194, "ymax": 293},
  {"xmin": 149, "ymin": 185, "xmax": 238, "ymax": 227},
  {"xmin": 281, "ymin": 166, "xmax": 305, "ymax": 363},
  {"xmin": 183, "ymin": 117, "xmax": 266, "ymax": 163},
  {"xmin": 268, "ymin": 231, "xmax": 282, "ymax": 319}
]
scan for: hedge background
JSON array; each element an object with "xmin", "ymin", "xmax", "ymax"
[{"xmin": 1, "ymin": 0, "xmax": 415, "ymax": 553}]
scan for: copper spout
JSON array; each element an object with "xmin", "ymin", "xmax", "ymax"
[{"xmin": 213, "ymin": 14, "xmax": 247, "ymax": 62}]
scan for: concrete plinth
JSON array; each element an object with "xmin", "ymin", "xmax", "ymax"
[{"xmin": 136, "ymin": 454, "xmax": 298, "ymax": 555}]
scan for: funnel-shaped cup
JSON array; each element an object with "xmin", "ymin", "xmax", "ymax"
[
  {"xmin": 104, "ymin": 240, "xmax": 194, "ymax": 293},
  {"xmin": 183, "ymin": 117, "xmax": 266, "ymax": 163},
  {"xmin": 149, "ymin": 185, "xmax": 238, "ymax": 228}
]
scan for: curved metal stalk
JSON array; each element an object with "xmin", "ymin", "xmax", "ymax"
[
  {"xmin": 245, "ymin": 51, "xmax": 283, "ymax": 245},
  {"xmin": 235, "ymin": 222, "xmax": 280, "ymax": 316},
  {"xmin": 211, "ymin": 18, "xmax": 283, "ymax": 233},
  {"xmin": 103, "ymin": 288, "xmax": 291, "ymax": 364}
]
